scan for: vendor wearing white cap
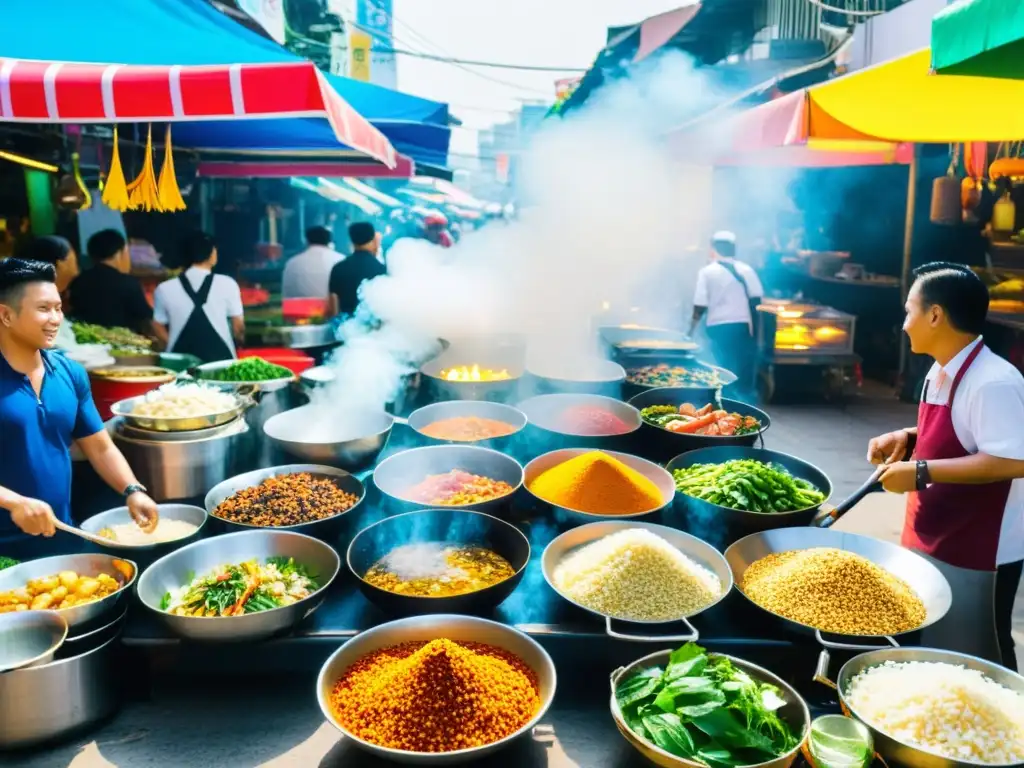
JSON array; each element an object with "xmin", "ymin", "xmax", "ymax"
[
  {"xmin": 868, "ymin": 262, "xmax": 1024, "ymax": 668},
  {"xmin": 689, "ymin": 231, "xmax": 763, "ymax": 394}
]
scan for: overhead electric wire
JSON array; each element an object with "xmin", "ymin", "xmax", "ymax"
[{"xmin": 372, "ymin": 47, "xmax": 587, "ymax": 72}]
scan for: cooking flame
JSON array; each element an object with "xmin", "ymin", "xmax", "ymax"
[{"xmin": 441, "ymin": 364, "xmax": 511, "ymax": 382}]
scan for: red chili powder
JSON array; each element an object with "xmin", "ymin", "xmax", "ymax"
[{"xmin": 556, "ymin": 405, "xmax": 633, "ymax": 436}]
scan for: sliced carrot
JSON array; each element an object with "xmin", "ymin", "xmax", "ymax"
[
  {"xmin": 679, "ymin": 403, "xmax": 698, "ymax": 417},
  {"xmin": 676, "ymin": 412, "xmax": 718, "ymax": 433},
  {"xmin": 696, "ymin": 403, "xmax": 713, "ymax": 417}
]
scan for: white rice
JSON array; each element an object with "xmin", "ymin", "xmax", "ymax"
[
  {"xmin": 846, "ymin": 660, "xmax": 1024, "ymax": 764},
  {"xmin": 104, "ymin": 519, "xmax": 198, "ymax": 545},
  {"xmin": 552, "ymin": 528, "xmax": 721, "ymax": 622}
]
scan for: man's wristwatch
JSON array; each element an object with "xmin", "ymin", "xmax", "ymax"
[
  {"xmin": 915, "ymin": 461, "xmax": 931, "ymax": 492},
  {"xmin": 123, "ymin": 483, "xmax": 147, "ymax": 498}
]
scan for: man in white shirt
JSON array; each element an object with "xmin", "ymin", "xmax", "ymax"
[
  {"xmin": 689, "ymin": 231, "xmax": 764, "ymax": 395},
  {"xmin": 868, "ymin": 262, "xmax": 1024, "ymax": 668},
  {"xmin": 153, "ymin": 232, "xmax": 244, "ymax": 363},
  {"xmin": 281, "ymin": 226, "xmax": 344, "ymax": 300}
]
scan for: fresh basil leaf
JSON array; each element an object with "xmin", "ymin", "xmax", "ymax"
[
  {"xmin": 669, "ymin": 642, "xmax": 705, "ymax": 667},
  {"xmin": 691, "ymin": 708, "xmax": 777, "ymax": 754},
  {"xmin": 616, "ymin": 670, "xmax": 663, "ymax": 710},
  {"xmin": 676, "ymin": 688, "xmax": 726, "ymax": 718},
  {"xmin": 664, "ymin": 653, "xmax": 708, "ymax": 682},
  {"xmin": 666, "ymin": 676, "xmax": 715, "ymax": 695},
  {"xmin": 696, "ymin": 745, "xmax": 737, "ymax": 768},
  {"xmin": 653, "ymin": 686, "xmax": 677, "ymax": 714},
  {"xmin": 626, "ymin": 710, "xmax": 649, "ymax": 741},
  {"xmin": 641, "ymin": 712, "xmax": 696, "ymax": 758}
]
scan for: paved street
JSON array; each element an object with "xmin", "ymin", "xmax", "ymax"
[{"xmin": 11, "ymin": 387, "xmax": 1023, "ymax": 768}]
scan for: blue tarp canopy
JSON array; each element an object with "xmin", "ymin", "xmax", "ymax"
[{"xmin": 1, "ymin": 0, "xmax": 451, "ymax": 167}]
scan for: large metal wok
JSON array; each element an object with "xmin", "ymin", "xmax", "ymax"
[
  {"xmin": 629, "ymin": 388, "xmax": 771, "ymax": 463},
  {"xmin": 109, "ymin": 389, "xmax": 254, "ymax": 433},
  {"xmin": 205, "ymin": 463, "xmax": 365, "ymax": 538},
  {"xmin": 610, "ymin": 648, "xmax": 808, "ymax": 768},
  {"xmin": 136, "ymin": 530, "xmax": 340, "ymax": 643},
  {"xmin": 316, "ymin": 614, "xmax": 556, "ymax": 765},
  {"xmin": 517, "ymin": 393, "xmax": 641, "ymax": 459},
  {"xmin": 818, "ymin": 647, "xmax": 1024, "ymax": 768},
  {"xmin": 263, "ymin": 404, "xmax": 394, "ymax": 470},
  {"xmin": 543, "ymin": 520, "xmax": 732, "ymax": 642},
  {"xmin": 347, "ymin": 508, "xmax": 530, "ymax": 617},
  {"xmin": 725, "ymin": 527, "xmax": 952, "ymax": 651},
  {"xmin": 0, "ymin": 554, "xmax": 137, "ymax": 638},
  {"xmin": 667, "ymin": 446, "xmax": 833, "ymax": 546}
]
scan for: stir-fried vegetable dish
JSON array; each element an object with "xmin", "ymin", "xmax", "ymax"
[
  {"xmin": 641, "ymin": 403, "xmax": 760, "ymax": 436},
  {"xmin": 616, "ymin": 642, "xmax": 800, "ymax": 767},
  {"xmin": 160, "ymin": 557, "xmax": 319, "ymax": 617},
  {"xmin": 72, "ymin": 322, "xmax": 152, "ymax": 353},
  {"xmin": 673, "ymin": 460, "xmax": 825, "ymax": 513},
  {"xmin": 202, "ymin": 357, "xmax": 292, "ymax": 382}
]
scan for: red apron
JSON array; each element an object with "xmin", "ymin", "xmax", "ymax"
[{"xmin": 902, "ymin": 343, "xmax": 1012, "ymax": 571}]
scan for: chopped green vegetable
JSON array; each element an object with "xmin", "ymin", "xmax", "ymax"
[
  {"xmin": 616, "ymin": 642, "xmax": 800, "ymax": 768},
  {"xmin": 0, "ymin": 556, "xmax": 19, "ymax": 571},
  {"xmin": 202, "ymin": 357, "xmax": 292, "ymax": 382},
  {"xmin": 71, "ymin": 322, "xmax": 152, "ymax": 352},
  {"xmin": 672, "ymin": 459, "xmax": 825, "ymax": 513}
]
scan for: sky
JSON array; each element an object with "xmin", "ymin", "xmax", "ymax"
[{"xmin": 391, "ymin": 0, "xmax": 689, "ymax": 156}]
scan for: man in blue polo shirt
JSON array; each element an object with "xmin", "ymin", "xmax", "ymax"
[{"xmin": 0, "ymin": 259, "xmax": 158, "ymax": 560}]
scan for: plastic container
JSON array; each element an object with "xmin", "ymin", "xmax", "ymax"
[
  {"xmin": 237, "ymin": 348, "xmax": 314, "ymax": 375},
  {"xmin": 88, "ymin": 367, "xmax": 176, "ymax": 421}
]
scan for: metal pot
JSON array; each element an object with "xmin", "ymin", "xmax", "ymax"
[
  {"xmin": 610, "ymin": 648, "xmax": 808, "ymax": 768},
  {"xmin": 523, "ymin": 448, "xmax": 675, "ymax": 525},
  {"xmin": 725, "ymin": 528, "xmax": 952, "ymax": 650},
  {"xmin": 0, "ymin": 633, "xmax": 121, "ymax": 750},
  {"xmin": 622, "ymin": 361, "xmax": 736, "ymax": 401},
  {"xmin": 0, "ymin": 611, "xmax": 68, "ymax": 673},
  {"xmin": 817, "ymin": 647, "xmax": 1024, "ymax": 768},
  {"xmin": 80, "ymin": 503, "xmax": 208, "ymax": 565},
  {"xmin": 667, "ymin": 446, "xmax": 832, "ymax": 547},
  {"xmin": 628, "ymin": 388, "xmax": 771, "ymax": 464},
  {"xmin": 522, "ymin": 357, "xmax": 626, "ymax": 398},
  {"xmin": 0, "ymin": 554, "xmax": 137, "ymax": 638},
  {"xmin": 263, "ymin": 405, "xmax": 394, "ymax": 471},
  {"xmin": 373, "ymin": 445, "xmax": 524, "ymax": 515},
  {"xmin": 110, "ymin": 389, "xmax": 254, "ymax": 433},
  {"xmin": 194, "ymin": 360, "xmax": 300, "ymax": 469},
  {"xmin": 517, "ymin": 393, "xmax": 641, "ymax": 460},
  {"xmin": 136, "ymin": 530, "xmax": 340, "ymax": 643},
  {"xmin": 404, "ymin": 400, "xmax": 528, "ymax": 452},
  {"xmin": 205, "ymin": 464, "xmax": 365, "ymax": 538},
  {"xmin": 544, "ymin": 520, "xmax": 731, "ymax": 642},
  {"xmin": 419, "ymin": 353, "xmax": 524, "ymax": 404},
  {"xmin": 347, "ymin": 509, "xmax": 530, "ymax": 617},
  {"xmin": 316, "ymin": 614, "xmax": 557, "ymax": 765},
  {"xmin": 112, "ymin": 415, "xmax": 251, "ymax": 502}
]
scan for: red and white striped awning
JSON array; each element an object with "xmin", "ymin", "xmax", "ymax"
[{"xmin": 0, "ymin": 57, "xmax": 397, "ymax": 168}]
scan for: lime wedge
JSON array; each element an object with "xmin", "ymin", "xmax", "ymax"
[{"xmin": 810, "ymin": 723, "xmax": 871, "ymax": 768}]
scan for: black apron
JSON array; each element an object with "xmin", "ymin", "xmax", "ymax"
[
  {"xmin": 709, "ymin": 260, "xmax": 757, "ymax": 395},
  {"xmin": 169, "ymin": 274, "xmax": 234, "ymax": 363}
]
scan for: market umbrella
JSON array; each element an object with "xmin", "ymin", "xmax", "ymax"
[{"xmin": 931, "ymin": 0, "xmax": 1024, "ymax": 79}]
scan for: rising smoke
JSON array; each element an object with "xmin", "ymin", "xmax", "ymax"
[{"xmin": 322, "ymin": 50, "xmax": 785, "ymax": 416}]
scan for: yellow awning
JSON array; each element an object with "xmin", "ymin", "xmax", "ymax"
[{"xmin": 808, "ymin": 48, "xmax": 1024, "ymax": 142}]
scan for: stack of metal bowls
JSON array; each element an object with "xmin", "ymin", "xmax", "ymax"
[{"xmin": 0, "ymin": 555, "xmax": 138, "ymax": 749}]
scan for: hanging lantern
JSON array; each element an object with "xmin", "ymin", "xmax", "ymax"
[{"xmin": 930, "ymin": 175, "xmax": 961, "ymax": 225}]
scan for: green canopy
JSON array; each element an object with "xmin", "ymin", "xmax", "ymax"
[{"xmin": 932, "ymin": 0, "xmax": 1024, "ymax": 78}]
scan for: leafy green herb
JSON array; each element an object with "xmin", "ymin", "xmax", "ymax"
[
  {"xmin": 615, "ymin": 642, "xmax": 800, "ymax": 768},
  {"xmin": 0, "ymin": 556, "xmax": 18, "ymax": 571}
]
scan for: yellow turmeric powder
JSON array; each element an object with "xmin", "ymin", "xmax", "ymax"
[
  {"xmin": 528, "ymin": 451, "xmax": 663, "ymax": 515},
  {"xmin": 328, "ymin": 638, "xmax": 540, "ymax": 753}
]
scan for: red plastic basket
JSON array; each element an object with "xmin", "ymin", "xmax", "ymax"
[{"xmin": 238, "ymin": 348, "xmax": 314, "ymax": 375}]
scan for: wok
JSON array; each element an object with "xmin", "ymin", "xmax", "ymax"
[
  {"xmin": 726, "ymin": 527, "xmax": 952, "ymax": 650},
  {"xmin": 622, "ymin": 360, "xmax": 736, "ymax": 401},
  {"xmin": 524, "ymin": 448, "xmax": 675, "ymax": 525},
  {"xmin": 610, "ymin": 648, "xmax": 808, "ymax": 768},
  {"xmin": 109, "ymin": 390, "xmax": 253, "ymax": 433},
  {"xmin": 0, "ymin": 554, "xmax": 137, "ymax": 638},
  {"xmin": 263, "ymin": 405, "xmax": 394, "ymax": 470},
  {"xmin": 316, "ymin": 614, "xmax": 556, "ymax": 764},
  {"xmin": 523, "ymin": 357, "xmax": 626, "ymax": 398},
  {"xmin": 667, "ymin": 446, "xmax": 833, "ymax": 545},
  {"xmin": 419, "ymin": 352, "xmax": 524, "ymax": 404},
  {"xmin": 0, "ymin": 611, "xmax": 68, "ymax": 673},
  {"xmin": 80, "ymin": 503, "xmax": 208, "ymax": 563},
  {"xmin": 543, "ymin": 520, "xmax": 731, "ymax": 642},
  {"xmin": 628, "ymin": 388, "xmax": 771, "ymax": 463},
  {"xmin": 136, "ymin": 530, "xmax": 340, "ymax": 643},
  {"xmin": 347, "ymin": 508, "xmax": 530, "ymax": 617},
  {"xmin": 404, "ymin": 400, "xmax": 527, "ymax": 451},
  {"xmin": 373, "ymin": 445, "xmax": 524, "ymax": 515},
  {"xmin": 517, "ymin": 393, "xmax": 641, "ymax": 459},
  {"xmin": 816, "ymin": 647, "xmax": 1024, "ymax": 768},
  {"xmin": 205, "ymin": 463, "xmax": 365, "ymax": 538}
]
